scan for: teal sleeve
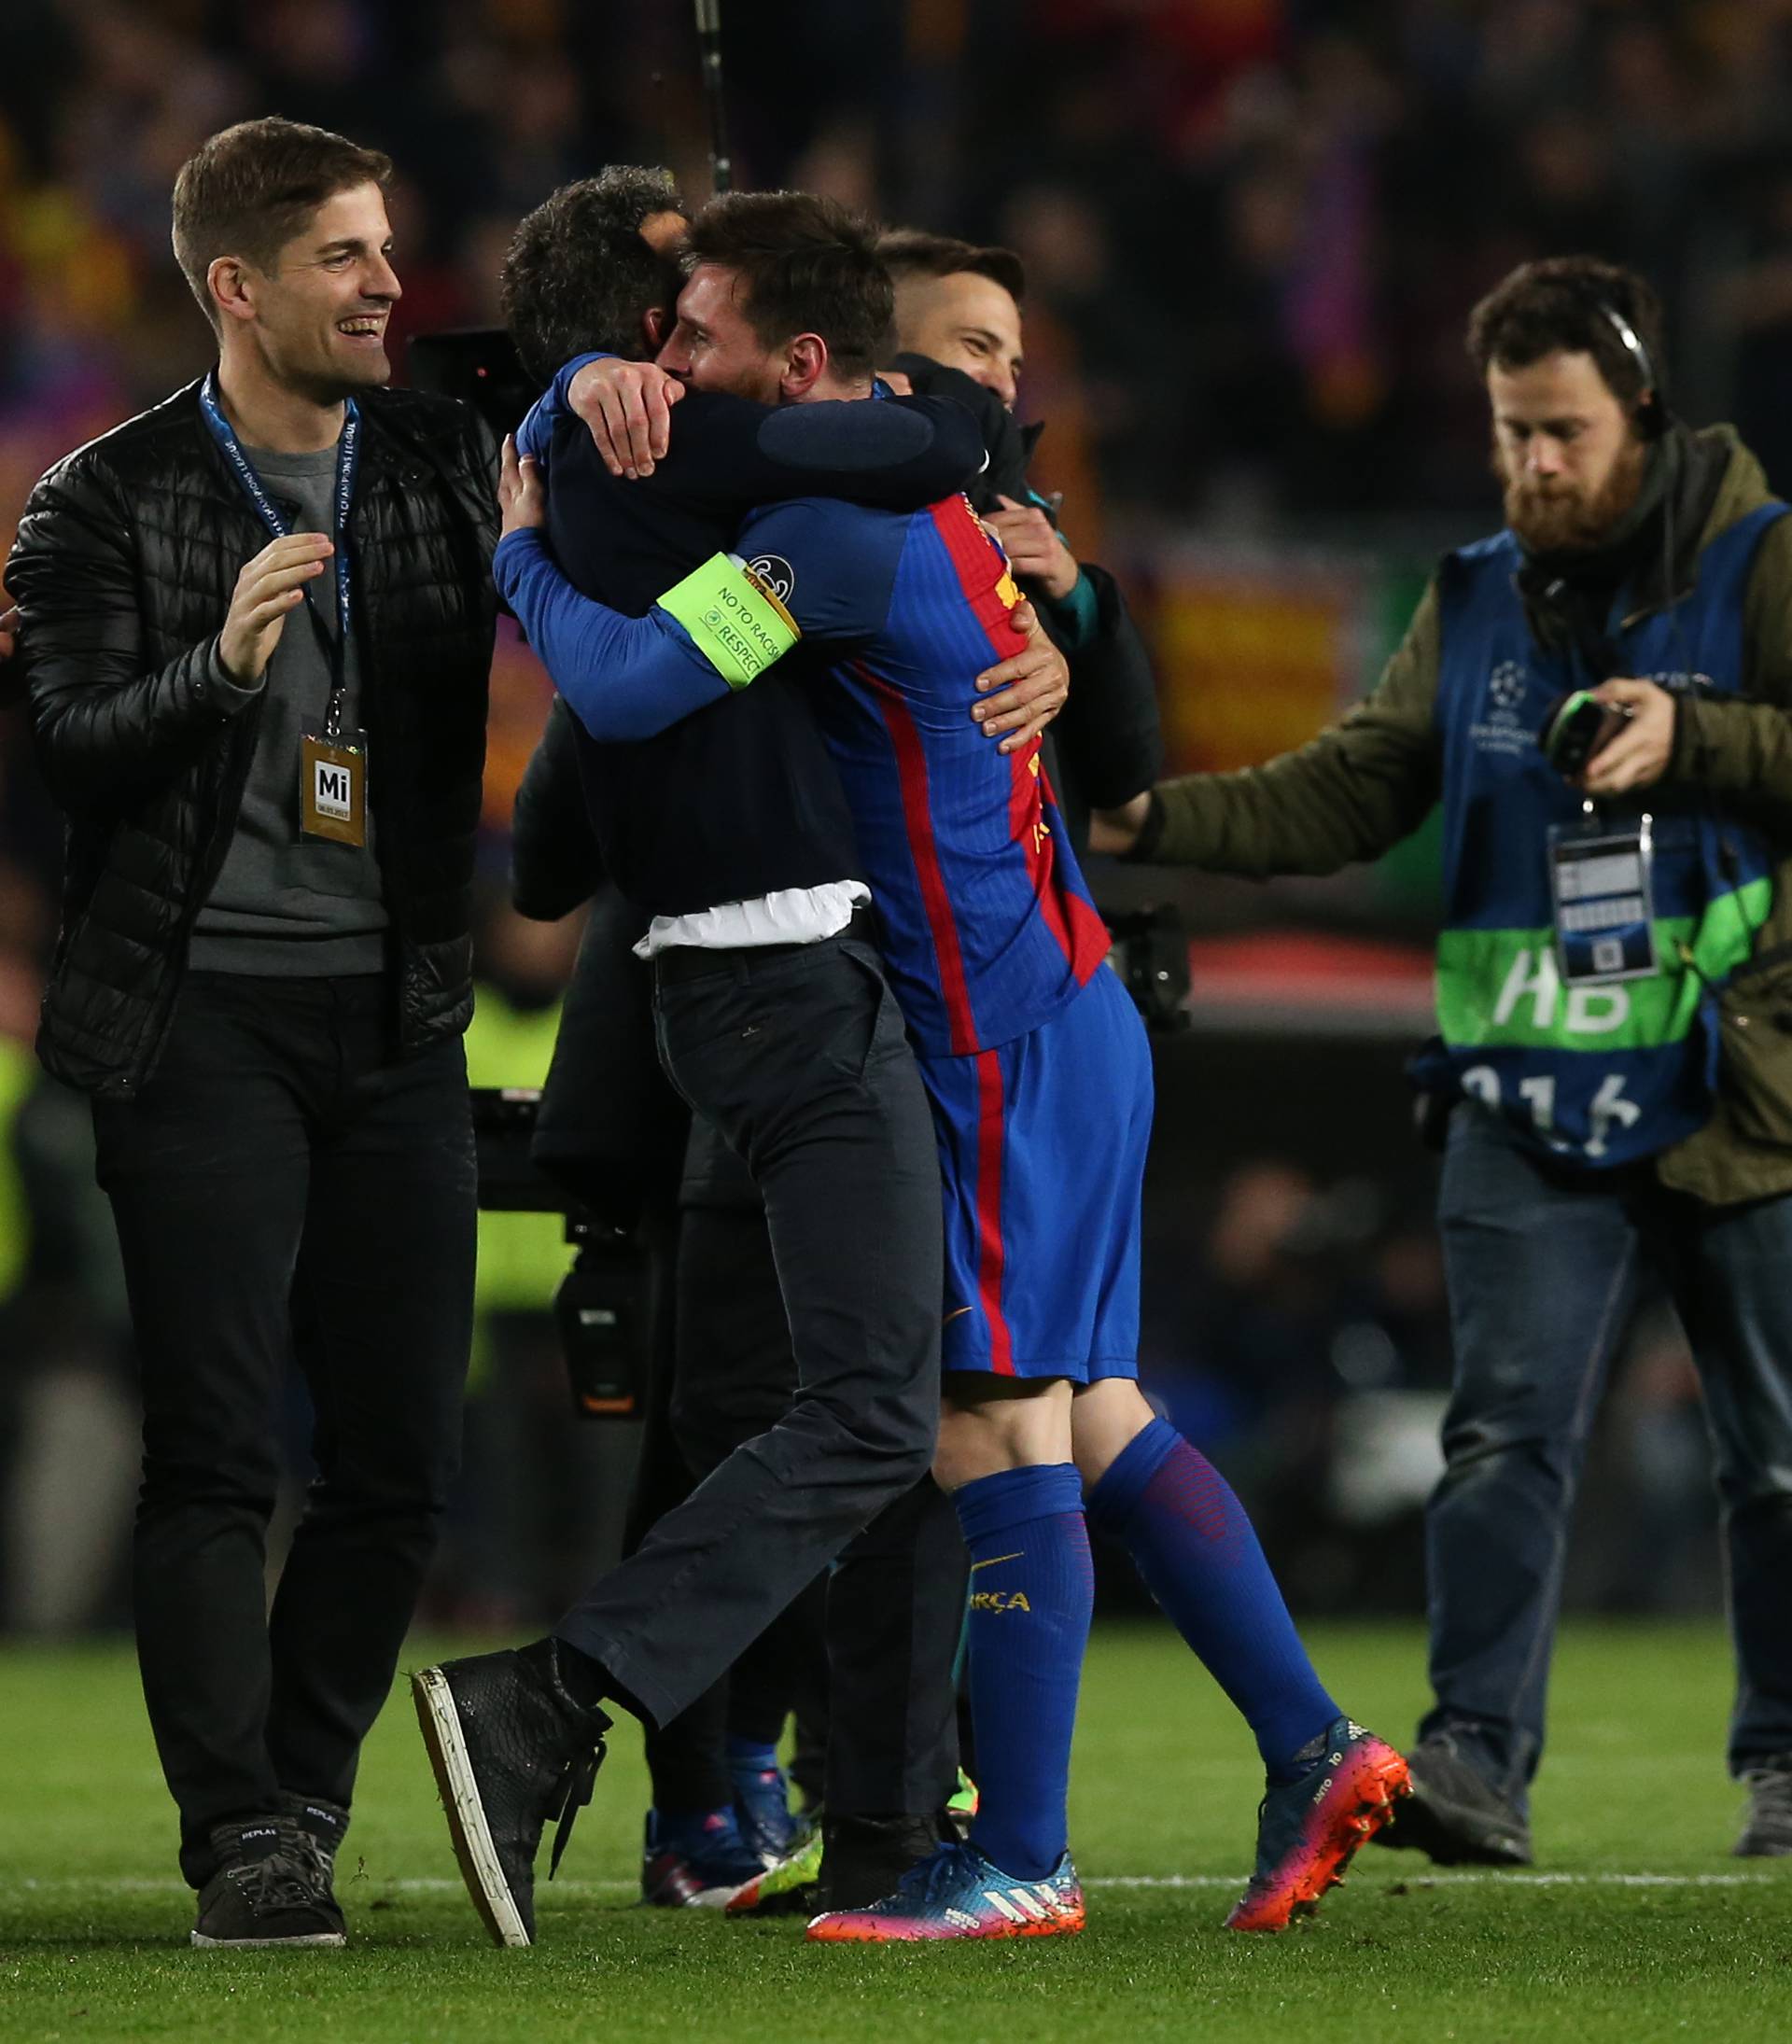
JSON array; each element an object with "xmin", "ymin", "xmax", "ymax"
[{"xmin": 1044, "ymin": 566, "xmax": 1099, "ymax": 652}]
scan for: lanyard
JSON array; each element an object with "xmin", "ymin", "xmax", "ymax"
[{"xmin": 199, "ymin": 371, "xmax": 360, "ymax": 737}]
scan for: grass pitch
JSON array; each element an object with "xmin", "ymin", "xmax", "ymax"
[{"xmin": 2, "ymin": 1620, "xmax": 1787, "ymax": 2043}]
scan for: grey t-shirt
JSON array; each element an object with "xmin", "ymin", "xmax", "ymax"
[{"xmin": 189, "ymin": 440, "xmax": 389, "ymax": 976}]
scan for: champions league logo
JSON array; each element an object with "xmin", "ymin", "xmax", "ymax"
[
  {"xmin": 746, "ymin": 553, "xmax": 795, "ymax": 605},
  {"xmin": 1487, "ymin": 661, "xmax": 1527, "ymax": 715},
  {"xmin": 1469, "ymin": 658, "xmax": 1533, "ymax": 761}
]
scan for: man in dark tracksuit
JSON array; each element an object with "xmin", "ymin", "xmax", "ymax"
[{"xmin": 411, "ymin": 173, "xmax": 1068, "ymax": 1949}]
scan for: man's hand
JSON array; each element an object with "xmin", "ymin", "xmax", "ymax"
[
  {"xmin": 568, "ymin": 357, "xmax": 685, "ymax": 480},
  {"xmin": 217, "ymin": 533, "xmax": 331, "ymax": 684},
  {"xmin": 1088, "ymin": 793, "xmax": 1152, "ymax": 856},
  {"xmin": 987, "ymin": 494, "xmax": 1079, "ymax": 603},
  {"xmin": 1579, "ymin": 678, "xmax": 1675, "ymax": 798},
  {"xmin": 500, "ymin": 434, "xmax": 547, "ymax": 539},
  {"xmin": 972, "ymin": 600, "xmax": 1068, "ymax": 753}
]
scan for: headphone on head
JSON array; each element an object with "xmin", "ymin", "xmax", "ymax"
[{"xmin": 1594, "ymin": 297, "xmax": 1670, "ymax": 441}]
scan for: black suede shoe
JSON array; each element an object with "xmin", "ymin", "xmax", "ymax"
[
  {"xmin": 1735, "ymin": 1757, "xmax": 1792, "ymax": 1857},
  {"xmin": 273, "ymin": 1792, "xmax": 350, "ymax": 1924},
  {"xmin": 191, "ymin": 1817, "xmax": 346, "ymax": 1949},
  {"xmin": 413, "ymin": 1640, "xmax": 610, "ymax": 1947},
  {"xmin": 1370, "ymin": 1735, "xmax": 1533, "ymax": 1867}
]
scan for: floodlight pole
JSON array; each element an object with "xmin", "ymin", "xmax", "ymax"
[{"xmin": 694, "ymin": 0, "xmax": 732, "ymax": 194}]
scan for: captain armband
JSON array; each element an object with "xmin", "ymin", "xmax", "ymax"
[{"xmin": 655, "ymin": 553, "xmax": 801, "ymax": 692}]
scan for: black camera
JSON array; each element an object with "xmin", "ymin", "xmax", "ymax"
[
  {"xmin": 1103, "ymin": 903, "xmax": 1191, "ymax": 1032},
  {"xmin": 1539, "ymin": 688, "xmax": 1632, "ymax": 778},
  {"xmin": 470, "ymin": 1087, "xmax": 651, "ymax": 1421},
  {"xmin": 406, "ymin": 329, "xmax": 539, "ymax": 444}
]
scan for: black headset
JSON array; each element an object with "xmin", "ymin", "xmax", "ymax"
[{"xmin": 1595, "ymin": 297, "xmax": 1670, "ymax": 441}]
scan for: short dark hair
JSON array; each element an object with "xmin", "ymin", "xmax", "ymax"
[
  {"xmin": 172, "ymin": 117, "xmax": 392, "ymax": 329},
  {"xmin": 501, "ymin": 166, "xmax": 687, "ymax": 386},
  {"xmin": 1467, "ymin": 256, "xmax": 1667, "ymax": 410},
  {"xmin": 876, "ymin": 229, "xmax": 1026, "ymax": 304},
  {"xmin": 683, "ymin": 191, "xmax": 891, "ymax": 383}
]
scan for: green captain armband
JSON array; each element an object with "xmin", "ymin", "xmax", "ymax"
[{"xmin": 656, "ymin": 552, "xmax": 801, "ymax": 692}]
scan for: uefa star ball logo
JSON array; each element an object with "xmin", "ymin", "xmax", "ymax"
[{"xmin": 1488, "ymin": 661, "xmax": 1527, "ymax": 714}]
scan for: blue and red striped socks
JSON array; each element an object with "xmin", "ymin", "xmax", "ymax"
[
  {"xmin": 951, "ymin": 1463, "xmax": 1093, "ymax": 1879},
  {"xmin": 1086, "ymin": 1418, "xmax": 1337, "ymax": 1782}
]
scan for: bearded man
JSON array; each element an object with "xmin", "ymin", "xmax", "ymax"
[{"xmin": 1092, "ymin": 256, "xmax": 1792, "ymax": 1869}]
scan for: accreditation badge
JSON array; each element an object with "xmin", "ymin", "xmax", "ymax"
[
  {"xmin": 299, "ymin": 729, "xmax": 369, "ymax": 847},
  {"xmin": 1547, "ymin": 814, "xmax": 1658, "ymax": 985}
]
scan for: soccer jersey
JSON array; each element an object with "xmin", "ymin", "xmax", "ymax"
[
  {"xmin": 494, "ymin": 478, "xmax": 1142, "ymax": 1379},
  {"xmin": 497, "ymin": 489, "xmax": 1112, "ymax": 1056}
]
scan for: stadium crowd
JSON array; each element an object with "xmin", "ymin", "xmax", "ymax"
[
  {"xmin": 1, "ymin": 0, "xmax": 1786, "ymax": 1957},
  {"xmin": 0, "ymin": 0, "xmax": 1742, "ymax": 1640}
]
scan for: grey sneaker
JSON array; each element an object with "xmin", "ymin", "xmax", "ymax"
[
  {"xmin": 1735, "ymin": 1758, "xmax": 1792, "ymax": 1857},
  {"xmin": 1369, "ymin": 1734, "xmax": 1533, "ymax": 1867}
]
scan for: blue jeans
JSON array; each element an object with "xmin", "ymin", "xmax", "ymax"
[{"xmin": 1422, "ymin": 1103, "xmax": 1792, "ymax": 1803}]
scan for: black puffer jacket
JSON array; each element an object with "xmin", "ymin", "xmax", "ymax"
[{"xmin": 7, "ymin": 378, "xmax": 497, "ymax": 1097}]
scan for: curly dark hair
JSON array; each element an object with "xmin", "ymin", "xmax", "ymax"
[
  {"xmin": 683, "ymin": 190, "xmax": 891, "ymax": 383},
  {"xmin": 500, "ymin": 166, "xmax": 687, "ymax": 386},
  {"xmin": 1467, "ymin": 256, "xmax": 1667, "ymax": 412}
]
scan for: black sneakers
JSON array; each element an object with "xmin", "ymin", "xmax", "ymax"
[
  {"xmin": 190, "ymin": 1815, "xmax": 346, "ymax": 1949},
  {"xmin": 413, "ymin": 1639, "xmax": 611, "ymax": 1947},
  {"xmin": 275, "ymin": 1790, "xmax": 350, "ymax": 1891},
  {"xmin": 1735, "ymin": 1757, "xmax": 1792, "ymax": 1857},
  {"xmin": 1370, "ymin": 1734, "xmax": 1533, "ymax": 1867}
]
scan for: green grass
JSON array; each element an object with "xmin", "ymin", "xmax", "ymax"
[{"xmin": 3, "ymin": 1622, "xmax": 1789, "ymax": 2042}]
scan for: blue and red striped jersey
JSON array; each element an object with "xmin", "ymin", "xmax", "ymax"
[{"xmin": 732, "ymin": 492, "xmax": 1113, "ymax": 1056}]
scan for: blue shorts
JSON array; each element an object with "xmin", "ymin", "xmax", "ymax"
[{"xmin": 917, "ymin": 964, "xmax": 1152, "ymax": 1382}]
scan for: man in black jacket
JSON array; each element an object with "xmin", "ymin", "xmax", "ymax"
[{"xmin": 6, "ymin": 118, "xmax": 497, "ymax": 1949}]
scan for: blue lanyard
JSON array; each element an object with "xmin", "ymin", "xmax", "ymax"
[{"xmin": 199, "ymin": 371, "xmax": 360, "ymax": 733}]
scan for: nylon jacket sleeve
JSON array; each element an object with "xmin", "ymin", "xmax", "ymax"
[
  {"xmin": 494, "ymin": 528, "xmax": 734, "ymax": 741},
  {"xmin": 538, "ymin": 354, "xmax": 984, "ymax": 510},
  {"xmin": 511, "ymin": 696, "xmax": 605, "ymax": 918},
  {"xmin": 1138, "ymin": 579, "xmax": 1444, "ymax": 875},
  {"xmin": 1048, "ymin": 561, "xmax": 1163, "ymax": 808},
  {"xmin": 7, "ymin": 457, "xmax": 259, "ymax": 815},
  {"xmin": 1673, "ymin": 515, "xmax": 1792, "ymax": 805}
]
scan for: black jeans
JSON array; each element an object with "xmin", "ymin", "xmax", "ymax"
[
  {"xmin": 554, "ymin": 927, "xmax": 943, "ymax": 1728},
  {"xmin": 91, "ymin": 973, "xmax": 475, "ymax": 1886}
]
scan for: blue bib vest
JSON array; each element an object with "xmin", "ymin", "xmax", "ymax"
[{"xmin": 1412, "ymin": 503, "xmax": 1785, "ymax": 1168}]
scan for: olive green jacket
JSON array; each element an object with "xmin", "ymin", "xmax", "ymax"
[{"xmin": 1138, "ymin": 427, "xmax": 1792, "ymax": 1204}]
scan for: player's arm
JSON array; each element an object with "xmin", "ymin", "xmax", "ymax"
[
  {"xmin": 495, "ymin": 433, "xmax": 816, "ymax": 741},
  {"xmin": 497, "ymin": 457, "xmax": 1059, "ymax": 746},
  {"xmin": 555, "ymin": 354, "xmax": 985, "ymax": 509}
]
